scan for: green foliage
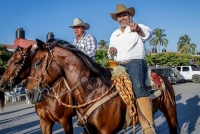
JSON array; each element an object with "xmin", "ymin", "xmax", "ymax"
[
  {"xmin": 95, "ymin": 49, "xmax": 109, "ymax": 67},
  {"xmin": 146, "ymin": 52, "xmax": 200, "ymax": 67},
  {"xmin": 98, "ymin": 40, "xmax": 109, "ymax": 50},
  {"xmin": 149, "ymin": 28, "xmax": 168, "ymax": 52},
  {"xmin": 95, "ymin": 50, "xmax": 200, "ymax": 68},
  {"xmin": 177, "ymin": 34, "xmax": 196, "ymax": 54},
  {"xmin": 0, "ymin": 44, "xmax": 13, "ymax": 75}
]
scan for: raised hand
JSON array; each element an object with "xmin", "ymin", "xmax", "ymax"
[{"xmin": 127, "ymin": 16, "xmax": 141, "ymax": 32}]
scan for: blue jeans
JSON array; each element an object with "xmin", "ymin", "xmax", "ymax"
[{"xmin": 121, "ymin": 59, "xmax": 149, "ymax": 98}]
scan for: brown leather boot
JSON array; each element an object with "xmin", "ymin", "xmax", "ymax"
[
  {"xmin": 137, "ymin": 105, "xmax": 151, "ymax": 131},
  {"xmin": 137, "ymin": 97, "xmax": 156, "ymax": 134}
]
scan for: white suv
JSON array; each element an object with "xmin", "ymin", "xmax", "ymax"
[{"xmin": 175, "ymin": 66, "xmax": 200, "ymax": 83}]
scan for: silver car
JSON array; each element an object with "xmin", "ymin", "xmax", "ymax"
[{"xmin": 171, "ymin": 68, "xmax": 185, "ymax": 83}]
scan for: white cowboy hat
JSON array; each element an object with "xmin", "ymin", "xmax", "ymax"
[
  {"xmin": 69, "ymin": 18, "xmax": 90, "ymax": 30},
  {"xmin": 110, "ymin": 4, "xmax": 135, "ymax": 21}
]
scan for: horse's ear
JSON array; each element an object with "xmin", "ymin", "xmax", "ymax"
[
  {"xmin": 36, "ymin": 39, "xmax": 45, "ymax": 51},
  {"xmin": 16, "ymin": 45, "xmax": 20, "ymax": 50},
  {"xmin": 27, "ymin": 45, "xmax": 32, "ymax": 52}
]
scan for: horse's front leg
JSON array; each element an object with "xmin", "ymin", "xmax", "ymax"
[
  {"xmin": 60, "ymin": 117, "xmax": 73, "ymax": 134},
  {"xmin": 40, "ymin": 118, "xmax": 55, "ymax": 134}
]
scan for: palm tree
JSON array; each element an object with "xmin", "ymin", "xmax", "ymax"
[
  {"xmin": 98, "ymin": 40, "xmax": 108, "ymax": 50},
  {"xmin": 149, "ymin": 28, "xmax": 168, "ymax": 52},
  {"xmin": 177, "ymin": 34, "xmax": 196, "ymax": 54}
]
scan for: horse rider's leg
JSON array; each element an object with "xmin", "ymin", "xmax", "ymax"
[
  {"xmin": 40, "ymin": 118, "xmax": 55, "ymax": 134},
  {"xmin": 137, "ymin": 97, "xmax": 156, "ymax": 134},
  {"xmin": 137, "ymin": 104, "xmax": 152, "ymax": 131},
  {"xmin": 121, "ymin": 60, "xmax": 156, "ymax": 134}
]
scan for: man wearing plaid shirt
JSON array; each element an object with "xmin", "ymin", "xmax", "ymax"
[{"xmin": 69, "ymin": 18, "xmax": 97, "ymax": 60}]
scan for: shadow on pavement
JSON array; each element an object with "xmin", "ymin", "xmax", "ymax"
[
  {"xmin": 0, "ymin": 106, "xmax": 33, "ymax": 116},
  {"xmin": 176, "ymin": 94, "xmax": 200, "ymax": 133}
]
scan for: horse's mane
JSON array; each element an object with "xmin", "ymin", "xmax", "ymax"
[
  {"xmin": 46, "ymin": 39, "xmax": 112, "ymax": 87},
  {"xmin": 14, "ymin": 46, "xmax": 22, "ymax": 53},
  {"xmin": 14, "ymin": 46, "xmax": 38, "ymax": 58}
]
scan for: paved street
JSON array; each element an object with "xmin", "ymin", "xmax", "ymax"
[{"xmin": 0, "ymin": 82, "xmax": 200, "ymax": 134}]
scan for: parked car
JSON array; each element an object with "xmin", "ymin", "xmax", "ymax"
[
  {"xmin": 175, "ymin": 66, "xmax": 200, "ymax": 83},
  {"xmin": 171, "ymin": 68, "xmax": 185, "ymax": 83},
  {"xmin": 151, "ymin": 67, "xmax": 180, "ymax": 84}
]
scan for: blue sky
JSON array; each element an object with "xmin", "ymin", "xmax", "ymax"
[{"xmin": 0, "ymin": 0, "xmax": 200, "ymax": 52}]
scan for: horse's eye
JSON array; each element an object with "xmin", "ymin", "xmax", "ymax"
[
  {"xmin": 14, "ymin": 60, "xmax": 22, "ymax": 65},
  {"xmin": 35, "ymin": 60, "xmax": 42, "ymax": 67}
]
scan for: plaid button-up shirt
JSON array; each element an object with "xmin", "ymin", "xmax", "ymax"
[{"xmin": 72, "ymin": 32, "xmax": 97, "ymax": 60}]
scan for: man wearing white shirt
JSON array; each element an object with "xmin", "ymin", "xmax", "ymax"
[{"xmin": 108, "ymin": 4, "xmax": 156, "ymax": 134}]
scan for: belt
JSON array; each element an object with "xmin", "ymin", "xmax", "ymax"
[{"xmin": 118, "ymin": 59, "xmax": 133, "ymax": 64}]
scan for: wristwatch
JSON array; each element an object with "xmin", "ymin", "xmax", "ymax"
[{"xmin": 137, "ymin": 27, "xmax": 141, "ymax": 33}]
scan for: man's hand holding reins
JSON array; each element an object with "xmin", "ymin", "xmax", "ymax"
[{"xmin": 109, "ymin": 47, "xmax": 117, "ymax": 57}]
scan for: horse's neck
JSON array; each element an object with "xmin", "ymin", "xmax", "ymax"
[
  {"xmin": 54, "ymin": 49, "xmax": 108, "ymax": 105},
  {"xmin": 67, "ymin": 77, "xmax": 108, "ymax": 106}
]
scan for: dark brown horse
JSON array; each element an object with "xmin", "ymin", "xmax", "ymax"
[
  {"xmin": 0, "ymin": 45, "xmax": 32, "ymax": 91},
  {"xmin": 26, "ymin": 39, "xmax": 180, "ymax": 134},
  {"xmin": 0, "ymin": 45, "xmax": 75, "ymax": 134},
  {"xmin": 0, "ymin": 45, "xmax": 32, "ymax": 109}
]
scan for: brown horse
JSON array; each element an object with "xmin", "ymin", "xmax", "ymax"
[
  {"xmin": 0, "ymin": 45, "xmax": 75, "ymax": 134},
  {"xmin": 0, "ymin": 45, "xmax": 32, "ymax": 109},
  {"xmin": 0, "ymin": 45, "xmax": 32, "ymax": 92},
  {"xmin": 26, "ymin": 39, "xmax": 180, "ymax": 134}
]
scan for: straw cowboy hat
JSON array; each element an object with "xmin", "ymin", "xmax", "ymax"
[
  {"xmin": 69, "ymin": 18, "xmax": 90, "ymax": 30},
  {"xmin": 110, "ymin": 4, "xmax": 135, "ymax": 21}
]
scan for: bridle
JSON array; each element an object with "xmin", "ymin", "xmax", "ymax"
[
  {"xmin": 7, "ymin": 47, "xmax": 29, "ymax": 93},
  {"xmin": 28, "ymin": 46, "xmax": 87, "ymax": 98},
  {"xmin": 28, "ymin": 46, "xmax": 54, "ymax": 94}
]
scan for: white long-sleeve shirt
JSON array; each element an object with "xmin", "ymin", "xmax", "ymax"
[{"xmin": 109, "ymin": 24, "xmax": 152, "ymax": 62}]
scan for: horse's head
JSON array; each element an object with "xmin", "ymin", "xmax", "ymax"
[
  {"xmin": 0, "ymin": 45, "xmax": 32, "ymax": 92},
  {"xmin": 26, "ymin": 39, "xmax": 64, "ymax": 104}
]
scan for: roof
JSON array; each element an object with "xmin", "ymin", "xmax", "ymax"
[{"xmin": 4, "ymin": 38, "xmax": 36, "ymax": 51}]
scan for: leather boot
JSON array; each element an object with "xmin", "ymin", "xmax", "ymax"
[
  {"xmin": 137, "ymin": 97, "xmax": 156, "ymax": 134},
  {"xmin": 137, "ymin": 105, "xmax": 151, "ymax": 132}
]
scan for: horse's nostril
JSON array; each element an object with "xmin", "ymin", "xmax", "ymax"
[{"xmin": 27, "ymin": 93, "xmax": 32, "ymax": 99}]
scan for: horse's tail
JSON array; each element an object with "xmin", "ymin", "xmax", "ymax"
[
  {"xmin": 0, "ymin": 91, "xmax": 5, "ymax": 109},
  {"xmin": 158, "ymin": 74, "xmax": 180, "ymax": 133}
]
